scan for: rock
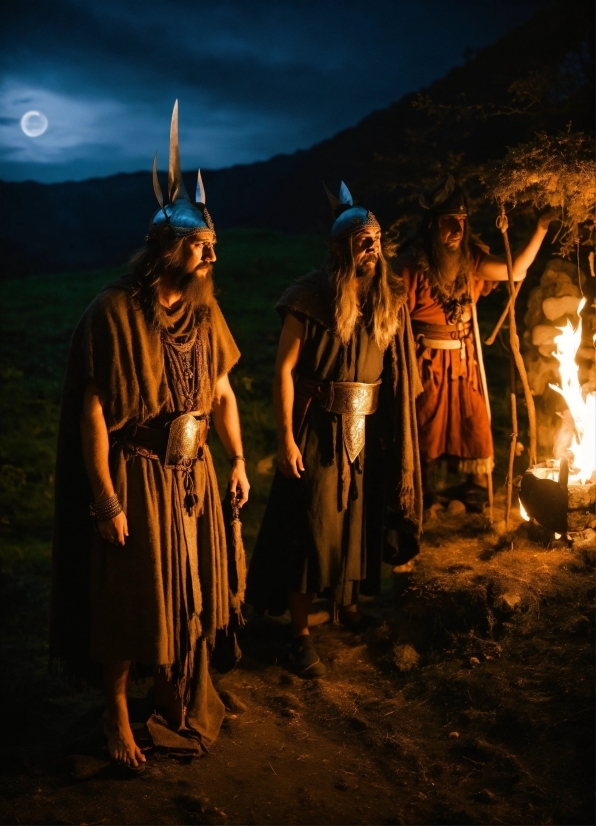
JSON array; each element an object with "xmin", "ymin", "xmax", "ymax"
[
  {"xmin": 523, "ymin": 286, "xmax": 546, "ymax": 329},
  {"xmin": 271, "ymin": 691, "xmax": 301, "ymax": 711},
  {"xmin": 567, "ymin": 482, "xmax": 596, "ymax": 510},
  {"xmin": 542, "ymin": 295, "xmax": 581, "ymax": 321},
  {"xmin": 539, "ymin": 260, "xmax": 581, "ymax": 295},
  {"xmin": 532, "ymin": 324, "xmax": 558, "ymax": 347},
  {"xmin": 392, "ymin": 644, "xmax": 420, "ymax": 672},
  {"xmin": 348, "ymin": 715, "xmax": 368, "ymax": 732},
  {"xmin": 447, "ymin": 499, "xmax": 466, "ymax": 515},
  {"xmin": 500, "ymin": 592, "xmax": 522, "ymax": 613},
  {"xmin": 424, "ymin": 502, "xmax": 443, "ymax": 522},
  {"xmin": 449, "ymin": 731, "xmax": 460, "ymax": 739},
  {"xmin": 570, "ymin": 529, "xmax": 596, "ymax": 556},
  {"xmin": 218, "ymin": 690, "xmax": 247, "ymax": 714},
  {"xmin": 577, "ymin": 345, "xmax": 596, "ymax": 362},
  {"xmin": 538, "ymin": 344, "xmax": 555, "ymax": 357},
  {"xmin": 525, "ymin": 352, "xmax": 558, "ymax": 396},
  {"xmin": 469, "ymin": 657, "xmax": 480, "ymax": 667}
]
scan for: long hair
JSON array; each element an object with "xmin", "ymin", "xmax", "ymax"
[
  {"xmin": 327, "ymin": 236, "xmax": 402, "ymax": 350},
  {"xmin": 127, "ymin": 226, "xmax": 213, "ymax": 327},
  {"xmin": 402, "ymin": 213, "xmax": 473, "ymax": 303}
]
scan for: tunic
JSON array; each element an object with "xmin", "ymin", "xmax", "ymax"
[
  {"xmin": 50, "ymin": 283, "xmax": 243, "ymax": 746},
  {"xmin": 246, "ymin": 270, "xmax": 421, "ymax": 614},
  {"xmin": 393, "ymin": 244, "xmax": 495, "ymax": 475}
]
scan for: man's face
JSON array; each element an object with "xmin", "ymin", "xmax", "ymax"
[
  {"xmin": 183, "ymin": 232, "xmax": 216, "ymax": 275},
  {"xmin": 351, "ymin": 227, "xmax": 382, "ymax": 275},
  {"xmin": 437, "ymin": 214, "xmax": 466, "ymax": 250}
]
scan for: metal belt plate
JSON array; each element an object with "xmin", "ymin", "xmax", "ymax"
[{"xmin": 165, "ymin": 414, "xmax": 202, "ymax": 468}]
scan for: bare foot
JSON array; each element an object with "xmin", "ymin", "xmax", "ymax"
[{"xmin": 102, "ymin": 712, "xmax": 146, "ymax": 768}]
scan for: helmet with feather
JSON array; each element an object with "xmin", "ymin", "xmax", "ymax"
[
  {"xmin": 419, "ymin": 174, "xmax": 468, "ymax": 215},
  {"xmin": 324, "ymin": 180, "xmax": 380, "ymax": 241},
  {"xmin": 149, "ymin": 100, "xmax": 215, "ymax": 238}
]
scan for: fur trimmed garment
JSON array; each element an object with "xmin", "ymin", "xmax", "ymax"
[{"xmin": 50, "ymin": 282, "xmax": 244, "ymax": 748}]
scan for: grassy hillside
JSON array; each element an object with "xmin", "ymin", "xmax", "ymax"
[
  {"xmin": 0, "ymin": 227, "xmax": 522, "ymax": 576},
  {"xmin": 0, "ymin": 230, "xmax": 326, "ymax": 571}
]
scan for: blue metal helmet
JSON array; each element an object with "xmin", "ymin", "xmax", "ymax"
[
  {"xmin": 325, "ymin": 180, "xmax": 380, "ymax": 241},
  {"xmin": 149, "ymin": 100, "xmax": 215, "ymax": 238}
]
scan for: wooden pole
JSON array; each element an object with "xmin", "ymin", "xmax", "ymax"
[
  {"xmin": 484, "ymin": 281, "xmax": 523, "ymax": 346},
  {"xmin": 496, "ymin": 211, "xmax": 538, "ymax": 465},
  {"xmin": 496, "ymin": 209, "xmax": 538, "ymax": 528},
  {"xmin": 505, "ymin": 345, "xmax": 518, "ymax": 529}
]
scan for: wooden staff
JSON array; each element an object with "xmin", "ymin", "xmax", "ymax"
[
  {"xmin": 496, "ymin": 210, "xmax": 538, "ymax": 528},
  {"xmin": 471, "ymin": 299, "xmax": 494, "ymax": 524},
  {"xmin": 484, "ymin": 281, "xmax": 523, "ymax": 346}
]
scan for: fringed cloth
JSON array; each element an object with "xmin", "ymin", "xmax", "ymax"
[
  {"xmin": 50, "ymin": 282, "xmax": 244, "ymax": 747},
  {"xmin": 245, "ymin": 270, "xmax": 422, "ymax": 614},
  {"xmin": 393, "ymin": 243, "xmax": 495, "ymax": 470},
  {"xmin": 277, "ymin": 270, "xmax": 422, "ymax": 526}
]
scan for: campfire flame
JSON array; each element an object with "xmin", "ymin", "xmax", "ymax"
[
  {"xmin": 548, "ymin": 298, "xmax": 596, "ymax": 486},
  {"xmin": 518, "ymin": 497, "xmax": 530, "ymax": 521}
]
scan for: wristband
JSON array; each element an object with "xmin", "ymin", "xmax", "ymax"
[
  {"xmin": 229, "ymin": 455, "xmax": 246, "ymax": 466},
  {"xmin": 90, "ymin": 494, "xmax": 122, "ymax": 522}
]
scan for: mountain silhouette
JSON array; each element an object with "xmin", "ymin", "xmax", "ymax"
[{"xmin": 1, "ymin": 0, "xmax": 592, "ymax": 278}]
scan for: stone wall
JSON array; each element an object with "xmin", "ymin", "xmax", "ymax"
[{"xmin": 522, "ymin": 258, "xmax": 596, "ymax": 462}]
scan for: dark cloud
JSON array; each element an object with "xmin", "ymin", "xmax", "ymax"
[{"xmin": 0, "ymin": 0, "xmax": 546, "ymax": 182}]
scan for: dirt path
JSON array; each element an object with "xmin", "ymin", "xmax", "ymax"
[{"xmin": 1, "ymin": 505, "xmax": 594, "ymax": 825}]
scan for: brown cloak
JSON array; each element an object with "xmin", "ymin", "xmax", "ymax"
[
  {"xmin": 50, "ymin": 283, "xmax": 244, "ymax": 747},
  {"xmin": 246, "ymin": 271, "xmax": 422, "ymax": 615}
]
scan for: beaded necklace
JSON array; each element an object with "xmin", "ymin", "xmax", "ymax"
[{"xmin": 161, "ymin": 330, "xmax": 200, "ymax": 412}]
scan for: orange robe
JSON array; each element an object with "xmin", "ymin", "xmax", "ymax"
[{"xmin": 393, "ymin": 246, "xmax": 494, "ymax": 475}]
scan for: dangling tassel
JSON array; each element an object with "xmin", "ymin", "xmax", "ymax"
[{"xmin": 181, "ymin": 459, "xmax": 199, "ymax": 515}]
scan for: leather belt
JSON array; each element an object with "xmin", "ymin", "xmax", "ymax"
[
  {"xmin": 412, "ymin": 321, "xmax": 471, "ymax": 350},
  {"xmin": 113, "ymin": 413, "xmax": 209, "ymax": 466},
  {"xmin": 420, "ymin": 338, "xmax": 462, "ymax": 350},
  {"xmin": 295, "ymin": 376, "xmax": 381, "ymax": 462},
  {"xmin": 295, "ymin": 376, "xmax": 381, "ymax": 415}
]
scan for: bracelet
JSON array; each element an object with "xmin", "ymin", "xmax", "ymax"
[
  {"xmin": 90, "ymin": 494, "xmax": 123, "ymax": 522},
  {"xmin": 229, "ymin": 455, "xmax": 246, "ymax": 466}
]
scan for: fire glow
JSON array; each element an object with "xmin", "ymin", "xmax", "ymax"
[{"xmin": 548, "ymin": 298, "xmax": 596, "ymax": 486}]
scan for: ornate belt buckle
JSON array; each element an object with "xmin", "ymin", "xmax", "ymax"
[
  {"xmin": 165, "ymin": 414, "xmax": 201, "ymax": 468},
  {"xmin": 343, "ymin": 414, "xmax": 366, "ymax": 463}
]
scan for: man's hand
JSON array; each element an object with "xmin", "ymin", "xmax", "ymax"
[
  {"xmin": 538, "ymin": 206, "xmax": 561, "ymax": 230},
  {"xmin": 229, "ymin": 461, "xmax": 250, "ymax": 507},
  {"xmin": 277, "ymin": 439, "xmax": 304, "ymax": 479},
  {"xmin": 98, "ymin": 511, "xmax": 129, "ymax": 546}
]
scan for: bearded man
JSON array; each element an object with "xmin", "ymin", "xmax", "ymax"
[
  {"xmin": 50, "ymin": 102, "xmax": 249, "ymax": 769},
  {"xmin": 246, "ymin": 182, "xmax": 421, "ymax": 678},
  {"xmin": 393, "ymin": 176, "xmax": 553, "ymax": 510}
]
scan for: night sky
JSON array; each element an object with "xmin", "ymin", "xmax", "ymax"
[{"xmin": 1, "ymin": 0, "xmax": 544, "ymax": 183}]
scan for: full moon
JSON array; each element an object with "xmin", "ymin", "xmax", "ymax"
[{"xmin": 20, "ymin": 111, "xmax": 49, "ymax": 138}]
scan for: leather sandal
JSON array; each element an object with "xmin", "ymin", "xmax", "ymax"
[{"xmin": 290, "ymin": 635, "xmax": 326, "ymax": 679}]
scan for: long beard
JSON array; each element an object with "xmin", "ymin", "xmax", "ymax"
[
  {"xmin": 150, "ymin": 266, "xmax": 215, "ymax": 331},
  {"xmin": 428, "ymin": 235, "xmax": 471, "ymax": 303},
  {"xmin": 331, "ymin": 250, "xmax": 403, "ymax": 349}
]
